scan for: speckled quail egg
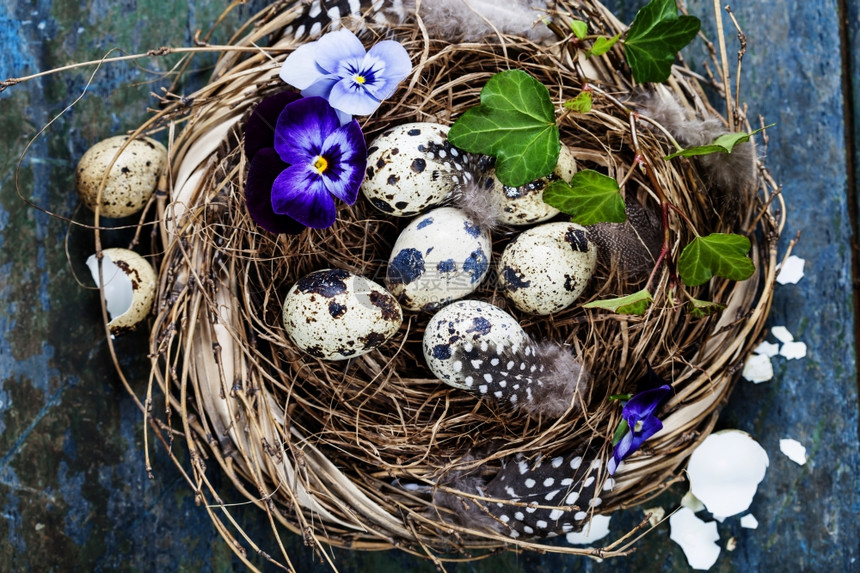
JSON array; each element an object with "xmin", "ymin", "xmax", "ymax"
[
  {"xmin": 386, "ymin": 207, "xmax": 491, "ymax": 312},
  {"xmin": 423, "ymin": 300, "xmax": 529, "ymax": 390},
  {"xmin": 282, "ymin": 269, "xmax": 403, "ymax": 361},
  {"xmin": 76, "ymin": 135, "xmax": 167, "ymax": 218},
  {"xmin": 485, "ymin": 144, "xmax": 577, "ymax": 225},
  {"xmin": 86, "ymin": 248, "xmax": 157, "ymax": 335},
  {"xmin": 498, "ymin": 222, "xmax": 597, "ymax": 315},
  {"xmin": 362, "ymin": 123, "xmax": 480, "ymax": 217}
]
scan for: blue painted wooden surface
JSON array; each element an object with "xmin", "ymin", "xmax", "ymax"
[{"xmin": 1, "ymin": 1, "xmax": 857, "ymax": 571}]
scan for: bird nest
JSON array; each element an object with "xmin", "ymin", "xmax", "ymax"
[{"xmin": 129, "ymin": 0, "xmax": 784, "ymax": 568}]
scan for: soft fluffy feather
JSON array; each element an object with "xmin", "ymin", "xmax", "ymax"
[
  {"xmin": 636, "ymin": 91, "xmax": 757, "ymax": 223},
  {"xmin": 451, "ymin": 339, "xmax": 590, "ymax": 418},
  {"xmin": 411, "ymin": 0, "xmax": 556, "ymax": 42},
  {"xmin": 587, "ymin": 196, "xmax": 662, "ymax": 283}
]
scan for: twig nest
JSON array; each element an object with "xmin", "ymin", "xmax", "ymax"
[
  {"xmin": 686, "ymin": 430, "xmax": 769, "ymax": 518},
  {"xmin": 76, "ymin": 135, "xmax": 166, "ymax": 218},
  {"xmin": 282, "ymin": 269, "xmax": 403, "ymax": 360},
  {"xmin": 423, "ymin": 300, "xmax": 528, "ymax": 390},
  {"xmin": 386, "ymin": 207, "xmax": 491, "ymax": 311},
  {"xmin": 487, "ymin": 144, "xmax": 576, "ymax": 225},
  {"xmin": 498, "ymin": 222, "xmax": 597, "ymax": 315},
  {"xmin": 361, "ymin": 123, "xmax": 478, "ymax": 217},
  {"xmin": 86, "ymin": 248, "xmax": 156, "ymax": 335}
]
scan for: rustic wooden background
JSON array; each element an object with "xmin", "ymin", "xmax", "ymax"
[{"xmin": 1, "ymin": 1, "xmax": 858, "ymax": 570}]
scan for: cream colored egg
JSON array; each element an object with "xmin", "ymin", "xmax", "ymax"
[
  {"xmin": 486, "ymin": 144, "xmax": 577, "ymax": 225},
  {"xmin": 283, "ymin": 269, "xmax": 403, "ymax": 361},
  {"xmin": 386, "ymin": 207, "xmax": 491, "ymax": 312},
  {"xmin": 423, "ymin": 300, "xmax": 528, "ymax": 390},
  {"xmin": 86, "ymin": 248, "xmax": 157, "ymax": 335},
  {"xmin": 362, "ymin": 123, "xmax": 478, "ymax": 217},
  {"xmin": 76, "ymin": 135, "xmax": 167, "ymax": 218},
  {"xmin": 498, "ymin": 222, "xmax": 597, "ymax": 315}
]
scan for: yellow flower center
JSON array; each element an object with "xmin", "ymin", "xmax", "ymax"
[
  {"xmin": 353, "ymin": 74, "xmax": 366, "ymax": 85},
  {"xmin": 633, "ymin": 420, "xmax": 644, "ymax": 433},
  {"xmin": 312, "ymin": 155, "xmax": 328, "ymax": 174}
]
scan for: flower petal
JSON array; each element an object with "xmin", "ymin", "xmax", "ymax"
[
  {"xmin": 279, "ymin": 41, "xmax": 326, "ymax": 90},
  {"xmin": 300, "ymin": 76, "xmax": 339, "ymax": 102},
  {"xmin": 244, "ymin": 91, "xmax": 301, "ymax": 161},
  {"xmin": 314, "ymin": 29, "xmax": 367, "ymax": 77},
  {"xmin": 244, "ymin": 148, "xmax": 304, "ymax": 235},
  {"xmin": 361, "ymin": 40, "xmax": 412, "ymax": 100},
  {"xmin": 328, "ymin": 79, "xmax": 381, "ymax": 116},
  {"xmin": 319, "ymin": 120, "xmax": 366, "ymax": 204},
  {"xmin": 622, "ymin": 384, "xmax": 672, "ymax": 423},
  {"xmin": 271, "ymin": 164, "xmax": 337, "ymax": 228},
  {"xmin": 273, "ymin": 97, "xmax": 340, "ymax": 164}
]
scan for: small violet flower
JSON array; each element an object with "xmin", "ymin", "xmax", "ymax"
[
  {"xmin": 608, "ymin": 384, "xmax": 672, "ymax": 475},
  {"xmin": 244, "ymin": 93, "xmax": 366, "ymax": 232},
  {"xmin": 279, "ymin": 28, "xmax": 411, "ymax": 121}
]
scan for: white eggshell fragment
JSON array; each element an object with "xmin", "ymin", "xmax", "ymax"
[
  {"xmin": 498, "ymin": 222, "xmax": 597, "ymax": 315},
  {"xmin": 740, "ymin": 514, "xmax": 759, "ymax": 529},
  {"xmin": 776, "ymin": 255, "xmax": 805, "ymax": 285},
  {"xmin": 362, "ymin": 123, "xmax": 478, "ymax": 217},
  {"xmin": 76, "ymin": 135, "xmax": 167, "ymax": 218},
  {"xmin": 86, "ymin": 248, "xmax": 157, "ymax": 334},
  {"xmin": 779, "ymin": 438, "xmax": 808, "ymax": 465},
  {"xmin": 687, "ymin": 430, "xmax": 769, "ymax": 519},
  {"xmin": 669, "ymin": 507, "xmax": 721, "ymax": 570},
  {"xmin": 742, "ymin": 353, "xmax": 773, "ymax": 384},
  {"xmin": 282, "ymin": 269, "xmax": 403, "ymax": 361},
  {"xmin": 565, "ymin": 514, "xmax": 611, "ymax": 545},
  {"xmin": 386, "ymin": 207, "xmax": 491, "ymax": 311},
  {"xmin": 423, "ymin": 300, "xmax": 528, "ymax": 390},
  {"xmin": 487, "ymin": 144, "xmax": 576, "ymax": 225}
]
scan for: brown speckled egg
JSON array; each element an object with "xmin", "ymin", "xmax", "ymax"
[
  {"xmin": 498, "ymin": 222, "xmax": 596, "ymax": 315},
  {"xmin": 361, "ymin": 123, "xmax": 479, "ymax": 217},
  {"xmin": 86, "ymin": 248, "xmax": 157, "ymax": 335},
  {"xmin": 76, "ymin": 135, "xmax": 167, "ymax": 218},
  {"xmin": 282, "ymin": 269, "xmax": 403, "ymax": 361},
  {"xmin": 486, "ymin": 144, "xmax": 577, "ymax": 225}
]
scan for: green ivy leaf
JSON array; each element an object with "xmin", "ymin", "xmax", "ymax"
[
  {"xmin": 571, "ymin": 19, "xmax": 588, "ymax": 40},
  {"xmin": 589, "ymin": 33, "xmax": 621, "ymax": 57},
  {"xmin": 678, "ymin": 233, "xmax": 756, "ymax": 287},
  {"xmin": 664, "ymin": 125, "xmax": 772, "ymax": 159},
  {"xmin": 624, "ymin": 0, "xmax": 701, "ymax": 83},
  {"xmin": 686, "ymin": 297, "xmax": 727, "ymax": 317},
  {"xmin": 564, "ymin": 91, "xmax": 593, "ymax": 113},
  {"xmin": 583, "ymin": 288, "xmax": 654, "ymax": 315},
  {"xmin": 448, "ymin": 70, "xmax": 560, "ymax": 187},
  {"xmin": 543, "ymin": 170, "xmax": 627, "ymax": 226}
]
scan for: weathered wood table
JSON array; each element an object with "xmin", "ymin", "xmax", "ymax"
[{"xmin": 1, "ymin": 1, "xmax": 857, "ymax": 570}]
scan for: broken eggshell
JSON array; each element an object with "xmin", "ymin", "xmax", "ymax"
[
  {"xmin": 86, "ymin": 248, "xmax": 157, "ymax": 335},
  {"xmin": 76, "ymin": 135, "xmax": 167, "ymax": 218},
  {"xmin": 498, "ymin": 222, "xmax": 597, "ymax": 315},
  {"xmin": 686, "ymin": 430, "xmax": 769, "ymax": 519},
  {"xmin": 283, "ymin": 269, "xmax": 403, "ymax": 361},
  {"xmin": 669, "ymin": 507, "xmax": 721, "ymax": 570}
]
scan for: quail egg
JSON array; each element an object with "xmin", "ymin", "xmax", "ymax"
[
  {"xmin": 498, "ymin": 222, "xmax": 597, "ymax": 315},
  {"xmin": 423, "ymin": 300, "xmax": 529, "ymax": 390},
  {"xmin": 485, "ymin": 144, "xmax": 576, "ymax": 225},
  {"xmin": 361, "ymin": 123, "xmax": 480, "ymax": 217},
  {"xmin": 86, "ymin": 247, "xmax": 157, "ymax": 335},
  {"xmin": 282, "ymin": 269, "xmax": 403, "ymax": 360},
  {"xmin": 76, "ymin": 135, "xmax": 167, "ymax": 218},
  {"xmin": 386, "ymin": 207, "xmax": 491, "ymax": 312}
]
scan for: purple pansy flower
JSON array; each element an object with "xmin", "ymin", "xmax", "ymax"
[
  {"xmin": 608, "ymin": 384, "xmax": 673, "ymax": 475},
  {"xmin": 279, "ymin": 29, "xmax": 411, "ymax": 121},
  {"xmin": 244, "ymin": 94, "xmax": 366, "ymax": 232}
]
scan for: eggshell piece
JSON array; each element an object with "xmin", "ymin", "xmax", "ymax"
[
  {"xmin": 669, "ymin": 507, "xmax": 721, "ymax": 570},
  {"xmin": 386, "ymin": 207, "xmax": 491, "ymax": 311},
  {"xmin": 362, "ymin": 123, "xmax": 478, "ymax": 217},
  {"xmin": 76, "ymin": 135, "xmax": 167, "ymax": 218},
  {"xmin": 283, "ymin": 269, "xmax": 403, "ymax": 361},
  {"xmin": 87, "ymin": 248, "xmax": 157, "ymax": 335},
  {"xmin": 487, "ymin": 144, "xmax": 576, "ymax": 225},
  {"xmin": 498, "ymin": 222, "xmax": 597, "ymax": 315},
  {"xmin": 423, "ymin": 300, "xmax": 528, "ymax": 390}
]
